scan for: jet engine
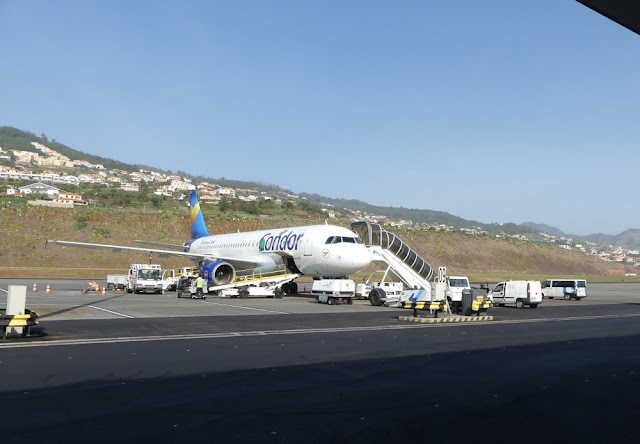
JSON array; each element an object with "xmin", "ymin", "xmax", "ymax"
[{"xmin": 201, "ymin": 260, "xmax": 235, "ymax": 286}]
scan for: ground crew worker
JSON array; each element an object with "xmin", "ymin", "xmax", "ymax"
[{"xmin": 195, "ymin": 275, "xmax": 204, "ymax": 298}]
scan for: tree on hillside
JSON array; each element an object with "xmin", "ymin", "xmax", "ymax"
[
  {"xmin": 150, "ymin": 195, "xmax": 163, "ymax": 208},
  {"xmin": 219, "ymin": 197, "xmax": 232, "ymax": 212}
]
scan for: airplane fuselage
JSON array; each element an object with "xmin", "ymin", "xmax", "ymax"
[{"xmin": 187, "ymin": 224, "xmax": 370, "ymax": 277}]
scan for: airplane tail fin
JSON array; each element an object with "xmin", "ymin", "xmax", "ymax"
[{"xmin": 190, "ymin": 190, "xmax": 210, "ymax": 239}]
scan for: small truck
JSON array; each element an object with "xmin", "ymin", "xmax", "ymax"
[
  {"xmin": 445, "ymin": 276, "xmax": 471, "ymax": 312},
  {"xmin": 126, "ymin": 264, "xmax": 163, "ymax": 294}
]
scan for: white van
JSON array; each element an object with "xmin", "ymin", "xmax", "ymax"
[
  {"xmin": 541, "ymin": 279, "xmax": 587, "ymax": 300},
  {"xmin": 489, "ymin": 280, "xmax": 542, "ymax": 309}
]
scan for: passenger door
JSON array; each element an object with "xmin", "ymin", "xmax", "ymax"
[
  {"xmin": 303, "ymin": 236, "xmax": 313, "ymax": 257},
  {"xmin": 504, "ymin": 281, "xmax": 518, "ymax": 304},
  {"xmin": 541, "ymin": 280, "xmax": 550, "ymax": 298},
  {"xmin": 491, "ymin": 283, "xmax": 505, "ymax": 305}
]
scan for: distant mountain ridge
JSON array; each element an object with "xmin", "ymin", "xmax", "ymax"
[
  {"xmin": 2, "ymin": 126, "xmax": 638, "ymax": 247},
  {"xmin": 301, "ymin": 193, "xmax": 537, "ymax": 236},
  {"xmin": 580, "ymin": 229, "xmax": 640, "ymax": 250},
  {"xmin": 521, "ymin": 222, "xmax": 566, "ymax": 238},
  {"xmin": 522, "ymin": 222, "xmax": 640, "ymax": 250}
]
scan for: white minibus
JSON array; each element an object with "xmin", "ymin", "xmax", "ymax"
[{"xmin": 541, "ymin": 279, "xmax": 587, "ymax": 300}]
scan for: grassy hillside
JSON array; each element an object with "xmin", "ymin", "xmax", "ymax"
[
  {"xmin": 384, "ymin": 229, "xmax": 631, "ymax": 282},
  {"xmin": 0, "ymin": 126, "xmax": 293, "ymax": 193},
  {"xmin": 0, "ymin": 205, "xmax": 632, "ymax": 280},
  {"xmin": 0, "ymin": 126, "xmax": 142, "ymax": 172}
]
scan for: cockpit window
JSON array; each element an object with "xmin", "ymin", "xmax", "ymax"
[{"xmin": 326, "ymin": 236, "xmax": 363, "ymax": 244}]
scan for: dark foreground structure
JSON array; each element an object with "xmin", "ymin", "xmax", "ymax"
[{"xmin": 578, "ymin": 0, "xmax": 640, "ymax": 35}]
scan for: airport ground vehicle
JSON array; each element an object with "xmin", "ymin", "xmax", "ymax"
[
  {"xmin": 445, "ymin": 276, "xmax": 471, "ymax": 311},
  {"xmin": 176, "ymin": 276, "xmax": 205, "ymax": 299},
  {"xmin": 126, "ymin": 264, "xmax": 163, "ymax": 294},
  {"xmin": 367, "ymin": 281, "xmax": 406, "ymax": 306},
  {"xmin": 355, "ymin": 282, "xmax": 369, "ymax": 297},
  {"xmin": 489, "ymin": 280, "xmax": 542, "ymax": 308},
  {"xmin": 541, "ymin": 279, "xmax": 587, "ymax": 300},
  {"xmin": 106, "ymin": 274, "xmax": 127, "ymax": 290},
  {"xmin": 312, "ymin": 279, "xmax": 355, "ymax": 305},
  {"xmin": 162, "ymin": 269, "xmax": 178, "ymax": 292},
  {"xmin": 221, "ymin": 281, "xmax": 286, "ymax": 298},
  {"xmin": 162, "ymin": 267, "xmax": 199, "ymax": 292},
  {"xmin": 211, "ymin": 265, "xmax": 297, "ymax": 298}
]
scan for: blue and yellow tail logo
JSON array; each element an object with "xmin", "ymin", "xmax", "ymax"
[{"xmin": 190, "ymin": 190, "xmax": 210, "ymax": 239}]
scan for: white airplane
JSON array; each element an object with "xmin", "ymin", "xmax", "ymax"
[{"xmin": 51, "ymin": 190, "xmax": 371, "ymax": 289}]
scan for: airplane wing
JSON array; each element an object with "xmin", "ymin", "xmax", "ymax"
[
  {"xmin": 47, "ymin": 239, "xmax": 259, "ymax": 269},
  {"xmin": 50, "ymin": 239, "xmax": 205, "ymax": 259},
  {"xmin": 133, "ymin": 240, "xmax": 186, "ymax": 250}
]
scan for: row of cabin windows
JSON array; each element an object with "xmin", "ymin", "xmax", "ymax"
[
  {"xmin": 203, "ymin": 237, "xmax": 364, "ymax": 248},
  {"xmin": 204, "ymin": 242, "xmax": 257, "ymax": 249},
  {"xmin": 325, "ymin": 236, "xmax": 363, "ymax": 244}
]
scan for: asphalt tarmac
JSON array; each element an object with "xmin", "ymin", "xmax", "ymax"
[{"xmin": 1, "ymin": 280, "xmax": 639, "ymax": 443}]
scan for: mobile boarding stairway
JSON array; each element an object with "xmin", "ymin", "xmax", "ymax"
[{"xmin": 350, "ymin": 221, "xmax": 435, "ymax": 307}]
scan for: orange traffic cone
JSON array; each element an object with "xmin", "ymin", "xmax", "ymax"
[
  {"xmin": 101, "ymin": 286, "xmax": 107, "ymax": 297},
  {"xmin": 46, "ymin": 284, "xmax": 51, "ymax": 295},
  {"xmin": 33, "ymin": 282, "xmax": 37, "ymax": 292}
]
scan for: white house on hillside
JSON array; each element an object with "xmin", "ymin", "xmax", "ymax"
[
  {"xmin": 121, "ymin": 182, "xmax": 140, "ymax": 192},
  {"xmin": 53, "ymin": 192, "xmax": 87, "ymax": 206},
  {"xmin": 18, "ymin": 182, "xmax": 60, "ymax": 197},
  {"xmin": 216, "ymin": 187, "xmax": 236, "ymax": 197}
]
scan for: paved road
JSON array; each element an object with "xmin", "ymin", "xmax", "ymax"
[{"xmin": 1, "ymin": 280, "xmax": 639, "ymax": 442}]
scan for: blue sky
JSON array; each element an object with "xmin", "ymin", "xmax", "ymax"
[{"xmin": 2, "ymin": 1, "xmax": 639, "ymax": 236}]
